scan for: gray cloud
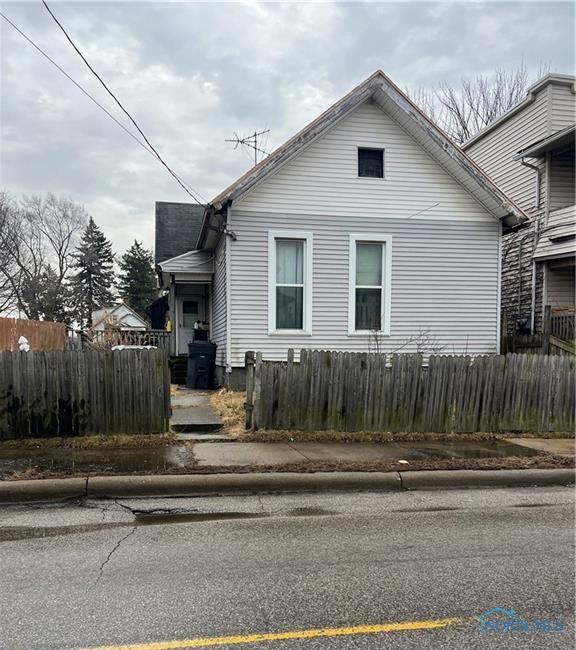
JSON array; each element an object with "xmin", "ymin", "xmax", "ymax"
[{"xmin": 1, "ymin": 1, "xmax": 574, "ymax": 254}]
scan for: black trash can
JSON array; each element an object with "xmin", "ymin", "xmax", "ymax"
[{"xmin": 186, "ymin": 341, "xmax": 217, "ymax": 389}]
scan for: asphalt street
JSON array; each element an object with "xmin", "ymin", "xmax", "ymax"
[{"xmin": 0, "ymin": 486, "xmax": 574, "ymax": 649}]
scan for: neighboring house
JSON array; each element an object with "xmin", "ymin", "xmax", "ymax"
[
  {"xmin": 91, "ymin": 303, "xmax": 148, "ymax": 331},
  {"xmin": 154, "ymin": 201, "xmax": 207, "ymax": 353},
  {"xmin": 464, "ymin": 74, "xmax": 575, "ymax": 335},
  {"xmin": 157, "ymin": 70, "xmax": 527, "ymax": 388}
]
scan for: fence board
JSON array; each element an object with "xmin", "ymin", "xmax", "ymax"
[
  {"xmin": 246, "ymin": 350, "xmax": 575, "ymax": 434},
  {"xmin": 0, "ymin": 349, "xmax": 170, "ymax": 439},
  {"xmin": 0, "ymin": 317, "xmax": 66, "ymax": 352}
]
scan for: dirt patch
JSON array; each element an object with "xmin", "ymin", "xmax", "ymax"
[
  {"xmin": 2, "ymin": 453, "xmax": 573, "ymax": 481},
  {"xmin": 209, "ymin": 389, "xmax": 245, "ymax": 436},
  {"xmin": 0, "ymin": 433, "xmax": 177, "ymax": 450}
]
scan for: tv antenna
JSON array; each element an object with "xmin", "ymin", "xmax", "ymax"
[{"xmin": 226, "ymin": 129, "xmax": 270, "ymax": 166}]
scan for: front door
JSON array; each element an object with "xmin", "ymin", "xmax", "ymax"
[{"xmin": 178, "ymin": 298, "xmax": 200, "ymax": 354}]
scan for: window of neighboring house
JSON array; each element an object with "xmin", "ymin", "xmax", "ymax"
[
  {"xmin": 358, "ymin": 148, "xmax": 384, "ymax": 178},
  {"xmin": 348, "ymin": 234, "xmax": 392, "ymax": 335},
  {"xmin": 268, "ymin": 231, "xmax": 313, "ymax": 334}
]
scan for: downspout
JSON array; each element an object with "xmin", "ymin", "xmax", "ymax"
[
  {"xmin": 519, "ymin": 158, "xmax": 541, "ymax": 210},
  {"xmin": 518, "ymin": 157, "xmax": 541, "ymax": 332},
  {"xmin": 225, "ymin": 203, "xmax": 233, "ymax": 377}
]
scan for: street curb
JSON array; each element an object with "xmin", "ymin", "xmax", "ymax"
[
  {"xmin": 0, "ymin": 469, "xmax": 573, "ymax": 503},
  {"xmin": 0, "ymin": 478, "xmax": 87, "ymax": 503},
  {"xmin": 400, "ymin": 468, "xmax": 575, "ymax": 490},
  {"xmin": 86, "ymin": 472, "xmax": 402, "ymax": 498}
]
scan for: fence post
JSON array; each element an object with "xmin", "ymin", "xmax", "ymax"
[
  {"xmin": 244, "ymin": 351, "xmax": 255, "ymax": 429},
  {"xmin": 542, "ymin": 305, "xmax": 552, "ymax": 354},
  {"xmin": 253, "ymin": 352, "xmax": 263, "ymax": 431},
  {"xmin": 500, "ymin": 312, "xmax": 508, "ymax": 354}
]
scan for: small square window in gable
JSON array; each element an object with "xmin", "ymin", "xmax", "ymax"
[{"xmin": 358, "ymin": 148, "xmax": 384, "ymax": 178}]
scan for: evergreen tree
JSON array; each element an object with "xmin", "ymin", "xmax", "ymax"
[
  {"xmin": 69, "ymin": 217, "xmax": 115, "ymax": 327},
  {"xmin": 117, "ymin": 240, "xmax": 157, "ymax": 320}
]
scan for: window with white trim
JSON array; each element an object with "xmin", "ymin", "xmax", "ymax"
[
  {"xmin": 268, "ymin": 231, "xmax": 313, "ymax": 334},
  {"xmin": 348, "ymin": 234, "xmax": 392, "ymax": 335}
]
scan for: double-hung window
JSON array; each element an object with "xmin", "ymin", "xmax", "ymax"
[
  {"xmin": 268, "ymin": 231, "xmax": 313, "ymax": 334},
  {"xmin": 348, "ymin": 234, "xmax": 392, "ymax": 335}
]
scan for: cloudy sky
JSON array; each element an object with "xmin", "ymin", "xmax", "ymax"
[{"xmin": 1, "ymin": 1, "xmax": 574, "ymax": 254}]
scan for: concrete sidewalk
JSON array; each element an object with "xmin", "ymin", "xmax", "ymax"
[
  {"xmin": 170, "ymin": 388, "xmax": 224, "ymax": 435},
  {"xmin": 191, "ymin": 438, "xmax": 573, "ymax": 467}
]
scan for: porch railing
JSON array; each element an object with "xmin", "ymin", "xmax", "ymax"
[
  {"xmin": 551, "ymin": 311, "xmax": 575, "ymax": 343},
  {"xmin": 82, "ymin": 329, "xmax": 172, "ymax": 350}
]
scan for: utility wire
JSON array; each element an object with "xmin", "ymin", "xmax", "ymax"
[
  {"xmin": 1, "ymin": 9, "xmax": 204, "ymax": 203},
  {"xmin": 41, "ymin": 0, "xmax": 205, "ymax": 204},
  {"xmin": 0, "ymin": 10, "xmax": 155, "ymax": 158},
  {"xmin": 2, "ymin": 2, "xmax": 205, "ymax": 204}
]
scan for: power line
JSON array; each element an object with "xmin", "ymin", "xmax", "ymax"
[
  {"xmin": 41, "ymin": 0, "xmax": 205, "ymax": 204},
  {"xmin": 0, "ymin": 10, "xmax": 155, "ymax": 158},
  {"xmin": 1, "ymin": 9, "xmax": 205, "ymax": 204}
]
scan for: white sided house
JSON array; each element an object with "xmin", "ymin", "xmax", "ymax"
[
  {"xmin": 158, "ymin": 71, "xmax": 527, "ymax": 388},
  {"xmin": 91, "ymin": 303, "xmax": 148, "ymax": 331}
]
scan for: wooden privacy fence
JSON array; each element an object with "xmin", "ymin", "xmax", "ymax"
[
  {"xmin": 0, "ymin": 349, "xmax": 171, "ymax": 439},
  {"xmin": 245, "ymin": 350, "xmax": 576, "ymax": 434},
  {"xmin": 0, "ymin": 317, "xmax": 66, "ymax": 352}
]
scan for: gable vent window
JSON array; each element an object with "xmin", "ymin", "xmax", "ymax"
[{"xmin": 358, "ymin": 148, "xmax": 384, "ymax": 178}]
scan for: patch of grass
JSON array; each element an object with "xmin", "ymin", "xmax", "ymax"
[
  {"xmin": 209, "ymin": 389, "xmax": 246, "ymax": 437},
  {"xmin": 240, "ymin": 430, "xmax": 576, "ymax": 443},
  {"xmin": 0, "ymin": 432, "xmax": 176, "ymax": 450},
  {"xmin": 240, "ymin": 430, "xmax": 504, "ymax": 443}
]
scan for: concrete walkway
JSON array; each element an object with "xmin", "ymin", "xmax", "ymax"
[
  {"xmin": 191, "ymin": 439, "xmax": 557, "ymax": 467},
  {"xmin": 170, "ymin": 388, "xmax": 224, "ymax": 436},
  {"xmin": 508, "ymin": 437, "xmax": 575, "ymax": 457}
]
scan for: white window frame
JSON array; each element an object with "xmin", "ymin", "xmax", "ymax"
[
  {"xmin": 268, "ymin": 230, "xmax": 313, "ymax": 336},
  {"xmin": 348, "ymin": 233, "xmax": 392, "ymax": 336}
]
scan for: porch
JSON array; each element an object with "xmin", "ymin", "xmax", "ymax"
[{"xmin": 156, "ymin": 248, "xmax": 214, "ymax": 358}]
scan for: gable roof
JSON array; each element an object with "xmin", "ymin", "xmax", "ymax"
[
  {"xmin": 91, "ymin": 302, "xmax": 148, "ymax": 329},
  {"xmin": 155, "ymin": 201, "xmax": 204, "ymax": 264},
  {"xmin": 200, "ymin": 70, "xmax": 527, "ymax": 244}
]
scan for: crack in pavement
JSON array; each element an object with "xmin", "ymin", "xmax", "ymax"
[{"xmin": 93, "ymin": 525, "xmax": 137, "ymax": 588}]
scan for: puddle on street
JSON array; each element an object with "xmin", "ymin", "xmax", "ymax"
[
  {"xmin": 0, "ymin": 445, "xmax": 190, "ymax": 477},
  {"xmin": 135, "ymin": 511, "xmax": 269, "ymax": 525}
]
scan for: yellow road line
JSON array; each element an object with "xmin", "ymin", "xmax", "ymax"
[{"xmin": 80, "ymin": 617, "xmax": 463, "ymax": 650}]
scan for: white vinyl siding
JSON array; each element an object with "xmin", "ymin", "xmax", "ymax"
[
  {"xmin": 211, "ymin": 235, "xmax": 227, "ymax": 367},
  {"xmin": 534, "ymin": 205, "xmax": 576, "ymax": 260},
  {"xmin": 466, "ymin": 87, "xmax": 551, "ymax": 213},
  {"xmin": 546, "ymin": 266, "xmax": 575, "ymax": 310},
  {"xmin": 268, "ymin": 231, "xmax": 313, "ymax": 335},
  {"xmin": 549, "ymin": 151, "xmax": 575, "ymax": 210},
  {"xmin": 236, "ymin": 102, "xmax": 492, "ymax": 222},
  {"xmin": 228, "ymin": 212, "xmax": 500, "ymax": 365},
  {"xmin": 549, "ymin": 83, "xmax": 576, "ymax": 133}
]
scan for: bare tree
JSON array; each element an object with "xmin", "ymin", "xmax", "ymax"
[
  {"xmin": 368, "ymin": 327, "xmax": 446, "ymax": 355},
  {"xmin": 0, "ymin": 192, "xmax": 88, "ymax": 321},
  {"xmin": 409, "ymin": 62, "xmax": 550, "ymax": 144}
]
